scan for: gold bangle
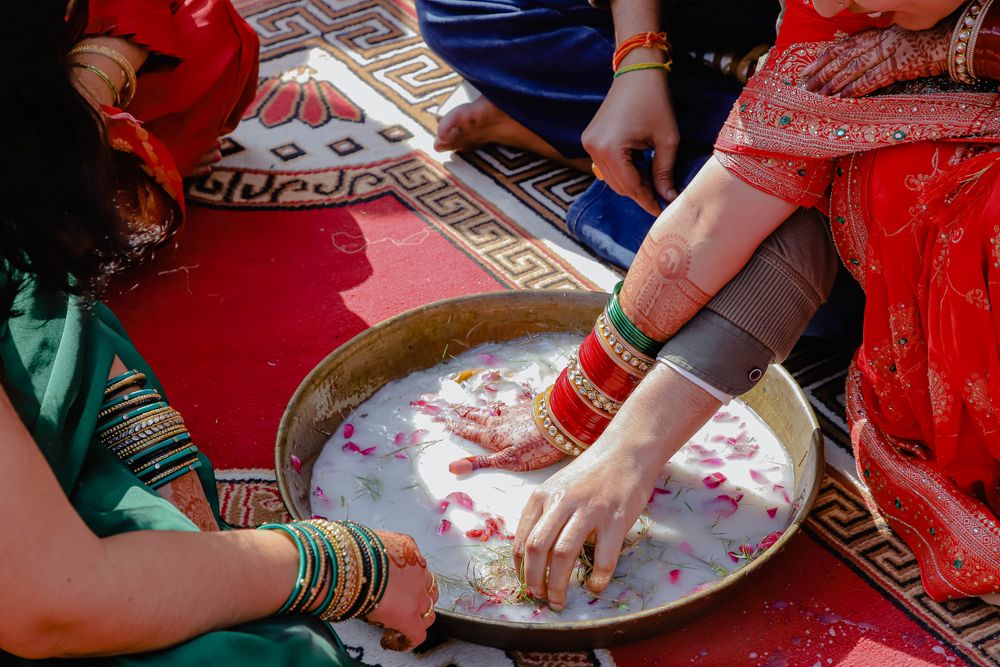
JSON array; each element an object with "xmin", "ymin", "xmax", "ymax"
[
  {"xmin": 596, "ymin": 312, "xmax": 654, "ymax": 378},
  {"xmin": 949, "ymin": 1, "xmax": 989, "ymax": 84},
  {"xmin": 142, "ymin": 457, "xmax": 199, "ymax": 487},
  {"xmin": 104, "ymin": 372, "xmax": 148, "ymax": 398},
  {"xmin": 116, "ymin": 426, "xmax": 190, "ymax": 461},
  {"xmin": 71, "ymin": 62, "xmax": 120, "ymax": 107},
  {"xmin": 104, "ymin": 417, "xmax": 186, "ymax": 454},
  {"xmin": 532, "ymin": 386, "xmax": 589, "ymax": 456},
  {"xmin": 68, "ymin": 44, "xmax": 137, "ymax": 106}
]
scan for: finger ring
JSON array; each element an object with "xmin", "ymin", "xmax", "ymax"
[
  {"xmin": 428, "ymin": 573, "xmax": 438, "ymax": 596},
  {"xmin": 591, "ymin": 162, "xmax": 604, "ymax": 181},
  {"xmin": 380, "ymin": 630, "xmax": 411, "ymax": 652},
  {"xmin": 421, "ymin": 603, "xmax": 435, "ymax": 619}
]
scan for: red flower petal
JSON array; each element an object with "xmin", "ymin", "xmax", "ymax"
[
  {"xmin": 478, "ymin": 353, "xmax": 502, "ymax": 366},
  {"xmin": 446, "ymin": 491, "xmax": 475, "ymax": 510},
  {"xmin": 700, "ymin": 457, "xmax": 725, "ymax": 467},
  {"xmin": 314, "ymin": 486, "xmax": 327, "ymax": 498},
  {"xmin": 706, "ymin": 494, "xmax": 741, "ymax": 518},
  {"xmin": 773, "ymin": 484, "xmax": 791, "ymax": 504},
  {"xmin": 437, "ymin": 519, "xmax": 452, "ymax": 535},
  {"xmin": 767, "ymin": 507, "xmax": 778, "ymax": 519},
  {"xmin": 342, "ymin": 441, "xmax": 361, "ymax": 453},
  {"xmin": 703, "ymin": 472, "xmax": 727, "ymax": 489},
  {"xmin": 343, "ymin": 423, "xmax": 355, "ymax": 438},
  {"xmin": 290, "ymin": 454, "xmax": 302, "ymax": 474},
  {"xmin": 359, "ymin": 446, "xmax": 376, "ymax": 456},
  {"xmin": 669, "ymin": 569, "xmax": 681, "ymax": 583},
  {"xmin": 757, "ymin": 530, "xmax": 784, "ymax": 552},
  {"xmin": 410, "ymin": 400, "xmax": 443, "ymax": 416},
  {"xmin": 411, "ymin": 429, "xmax": 429, "ymax": 445},
  {"xmin": 438, "ymin": 500, "xmax": 450, "ymax": 514},
  {"xmin": 750, "ymin": 469, "xmax": 769, "ymax": 484},
  {"xmin": 393, "ymin": 432, "xmax": 407, "ymax": 446},
  {"xmin": 394, "ymin": 452, "xmax": 408, "ymax": 460}
]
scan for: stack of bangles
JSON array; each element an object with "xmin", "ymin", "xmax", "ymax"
[
  {"xmin": 97, "ymin": 370, "xmax": 202, "ymax": 489},
  {"xmin": 67, "ymin": 43, "xmax": 138, "ymax": 108},
  {"xmin": 532, "ymin": 282, "xmax": 663, "ymax": 456},
  {"xmin": 948, "ymin": 0, "xmax": 995, "ymax": 84},
  {"xmin": 258, "ymin": 519, "xmax": 389, "ymax": 621},
  {"xmin": 612, "ymin": 31, "xmax": 673, "ymax": 79}
]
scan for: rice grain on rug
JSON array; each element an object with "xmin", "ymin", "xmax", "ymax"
[{"xmin": 106, "ymin": 0, "xmax": 1000, "ymax": 664}]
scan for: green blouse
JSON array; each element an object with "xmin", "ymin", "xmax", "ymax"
[{"xmin": 1, "ymin": 276, "xmax": 361, "ymax": 666}]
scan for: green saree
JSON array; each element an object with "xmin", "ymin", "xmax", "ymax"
[{"xmin": 1, "ymin": 275, "xmax": 361, "ymax": 666}]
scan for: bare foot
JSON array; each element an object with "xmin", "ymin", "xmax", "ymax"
[
  {"xmin": 435, "ymin": 96, "xmax": 590, "ymax": 172},
  {"xmin": 191, "ymin": 139, "xmax": 223, "ymax": 177}
]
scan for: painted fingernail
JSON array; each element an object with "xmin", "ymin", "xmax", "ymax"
[{"xmin": 448, "ymin": 458, "xmax": 476, "ymax": 475}]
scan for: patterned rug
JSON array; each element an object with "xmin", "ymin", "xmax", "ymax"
[{"xmin": 106, "ymin": 0, "xmax": 1000, "ymax": 664}]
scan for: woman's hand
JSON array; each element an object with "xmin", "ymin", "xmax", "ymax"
[
  {"xmin": 444, "ymin": 403, "xmax": 565, "ymax": 475},
  {"xmin": 513, "ymin": 440, "xmax": 658, "ymax": 610},
  {"xmin": 800, "ymin": 24, "xmax": 949, "ymax": 98},
  {"xmin": 582, "ymin": 69, "xmax": 679, "ymax": 216},
  {"xmin": 365, "ymin": 531, "xmax": 437, "ymax": 651}
]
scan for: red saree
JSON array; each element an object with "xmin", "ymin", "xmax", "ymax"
[
  {"xmin": 85, "ymin": 0, "xmax": 259, "ymax": 178},
  {"xmin": 715, "ymin": 1, "xmax": 1000, "ymax": 600}
]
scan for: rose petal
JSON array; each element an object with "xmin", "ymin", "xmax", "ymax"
[
  {"xmin": 669, "ymin": 569, "xmax": 681, "ymax": 584},
  {"xmin": 411, "ymin": 429, "xmax": 429, "ymax": 445},
  {"xmin": 446, "ymin": 491, "xmax": 475, "ymax": 510},
  {"xmin": 478, "ymin": 353, "xmax": 502, "ymax": 366},
  {"xmin": 750, "ymin": 469, "xmax": 769, "ymax": 485},
  {"xmin": 767, "ymin": 507, "xmax": 778, "ymax": 519},
  {"xmin": 359, "ymin": 446, "xmax": 376, "ymax": 456},
  {"xmin": 311, "ymin": 513, "xmax": 328, "ymax": 520},
  {"xmin": 649, "ymin": 487, "xmax": 671, "ymax": 502},
  {"xmin": 728, "ymin": 551, "xmax": 741, "ymax": 563},
  {"xmin": 757, "ymin": 530, "xmax": 784, "ymax": 552},
  {"xmin": 700, "ymin": 457, "xmax": 725, "ymax": 468},
  {"xmin": 438, "ymin": 500, "xmax": 450, "ymax": 514},
  {"xmin": 410, "ymin": 400, "xmax": 443, "ymax": 416},
  {"xmin": 394, "ymin": 452, "xmax": 408, "ymax": 460},
  {"xmin": 343, "ymin": 423, "xmax": 355, "ymax": 438},
  {"xmin": 437, "ymin": 519, "xmax": 452, "ymax": 535},
  {"xmin": 679, "ymin": 540, "xmax": 694, "ymax": 555},
  {"xmin": 711, "ymin": 411, "xmax": 739, "ymax": 423},
  {"xmin": 706, "ymin": 494, "xmax": 740, "ymax": 518},
  {"xmin": 290, "ymin": 454, "xmax": 302, "ymax": 474},
  {"xmin": 703, "ymin": 472, "xmax": 727, "ymax": 489},
  {"xmin": 314, "ymin": 486, "xmax": 327, "ymax": 498},
  {"xmin": 393, "ymin": 432, "xmax": 407, "ymax": 447},
  {"xmin": 342, "ymin": 441, "xmax": 361, "ymax": 453},
  {"xmin": 773, "ymin": 484, "xmax": 791, "ymax": 504},
  {"xmin": 687, "ymin": 443, "xmax": 715, "ymax": 457},
  {"xmin": 726, "ymin": 441, "xmax": 759, "ymax": 460}
]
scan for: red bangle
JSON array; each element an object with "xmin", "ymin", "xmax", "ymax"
[
  {"xmin": 578, "ymin": 330, "xmax": 643, "ymax": 400},
  {"xmin": 550, "ymin": 370, "xmax": 610, "ymax": 445},
  {"xmin": 613, "ymin": 31, "xmax": 671, "ymax": 72}
]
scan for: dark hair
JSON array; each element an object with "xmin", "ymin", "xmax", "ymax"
[{"xmin": 0, "ymin": 1, "xmax": 129, "ymax": 321}]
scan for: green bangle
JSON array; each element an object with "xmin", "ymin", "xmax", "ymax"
[
  {"xmin": 97, "ymin": 401, "xmax": 170, "ymax": 433},
  {"xmin": 124, "ymin": 433, "xmax": 193, "ymax": 467},
  {"xmin": 259, "ymin": 524, "xmax": 307, "ymax": 615},
  {"xmin": 286, "ymin": 524, "xmax": 324, "ymax": 614},
  {"xmin": 347, "ymin": 521, "xmax": 389, "ymax": 610},
  {"xmin": 344, "ymin": 523, "xmax": 380, "ymax": 616},
  {"xmin": 613, "ymin": 61, "xmax": 672, "ymax": 79},
  {"xmin": 134, "ymin": 445, "xmax": 199, "ymax": 478},
  {"xmin": 607, "ymin": 282, "xmax": 662, "ymax": 356},
  {"xmin": 145, "ymin": 458, "xmax": 202, "ymax": 490},
  {"xmin": 100, "ymin": 388, "xmax": 160, "ymax": 413},
  {"xmin": 300, "ymin": 523, "xmax": 339, "ymax": 616}
]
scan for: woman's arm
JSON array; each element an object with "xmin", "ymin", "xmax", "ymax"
[
  {"xmin": 0, "ymin": 380, "xmax": 434, "ymax": 658},
  {"xmin": 69, "ymin": 36, "xmax": 148, "ymax": 108}
]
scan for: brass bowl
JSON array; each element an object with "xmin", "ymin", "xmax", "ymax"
[{"xmin": 275, "ymin": 290, "xmax": 823, "ymax": 650}]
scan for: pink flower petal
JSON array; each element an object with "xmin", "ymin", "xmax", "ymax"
[
  {"xmin": 757, "ymin": 530, "xmax": 784, "ymax": 552},
  {"xmin": 410, "ymin": 429, "xmax": 429, "ymax": 445},
  {"xmin": 700, "ymin": 457, "xmax": 725, "ymax": 468},
  {"xmin": 648, "ymin": 486, "xmax": 672, "ymax": 502},
  {"xmin": 343, "ymin": 423, "xmax": 355, "ymax": 438},
  {"xmin": 483, "ymin": 370, "xmax": 502, "ymax": 382},
  {"xmin": 311, "ymin": 513, "xmax": 328, "ymax": 520},
  {"xmin": 314, "ymin": 486, "xmax": 327, "ymax": 499},
  {"xmin": 679, "ymin": 540, "xmax": 694, "ymax": 555},
  {"xmin": 706, "ymin": 494, "xmax": 741, "ymax": 518},
  {"xmin": 767, "ymin": 507, "xmax": 778, "ymax": 519},
  {"xmin": 703, "ymin": 472, "xmax": 727, "ymax": 489},
  {"xmin": 688, "ymin": 443, "xmax": 715, "ymax": 457},
  {"xmin": 394, "ymin": 452, "xmax": 408, "ymax": 460},
  {"xmin": 437, "ymin": 519, "xmax": 452, "ymax": 535},
  {"xmin": 342, "ymin": 441, "xmax": 361, "ymax": 453},
  {"xmin": 728, "ymin": 551, "xmax": 741, "ymax": 563},
  {"xmin": 669, "ymin": 569, "xmax": 681, "ymax": 584},
  {"xmin": 773, "ymin": 484, "xmax": 791, "ymax": 504},
  {"xmin": 360, "ymin": 446, "xmax": 376, "ymax": 456},
  {"xmin": 750, "ymin": 469, "xmax": 769, "ymax": 484},
  {"xmin": 478, "ymin": 353, "xmax": 502, "ymax": 366},
  {"xmin": 410, "ymin": 400, "xmax": 443, "ymax": 416},
  {"xmin": 726, "ymin": 441, "xmax": 759, "ymax": 460},
  {"xmin": 446, "ymin": 491, "xmax": 475, "ymax": 510},
  {"xmin": 393, "ymin": 432, "xmax": 407, "ymax": 447},
  {"xmin": 437, "ymin": 500, "xmax": 450, "ymax": 514},
  {"xmin": 290, "ymin": 454, "xmax": 302, "ymax": 474},
  {"xmin": 709, "ymin": 434, "xmax": 729, "ymax": 443},
  {"xmin": 711, "ymin": 411, "xmax": 739, "ymax": 423}
]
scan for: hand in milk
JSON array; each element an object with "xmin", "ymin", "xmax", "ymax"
[{"xmin": 442, "ymin": 402, "xmax": 566, "ymax": 475}]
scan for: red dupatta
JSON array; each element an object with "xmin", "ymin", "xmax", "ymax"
[{"xmin": 714, "ymin": 1, "xmax": 1000, "ymax": 601}]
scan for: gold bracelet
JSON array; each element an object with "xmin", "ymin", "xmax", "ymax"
[
  {"xmin": 104, "ymin": 372, "xmax": 147, "ymax": 398},
  {"xmin": 595, "ymin": 312, "xmax": 654, "ymax": 378},
  {"xmin": 532, "ymin": 387, "xmax": 588, "ymax": 456},
  {"xmin": 71, "ymin": 62, "xmax": 120, "ymax": 107},
  {"xmin": 950, "ymin": 1, "xmax": 988, "ymax": 84},
  {"xmin": 68, "ymin": 44, "xmax": 137, "ymax": 106}
]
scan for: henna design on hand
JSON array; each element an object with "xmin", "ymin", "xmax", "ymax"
[
  {"xmin": 158, "ymin": 470, "xmax": 219, "ymax": 532},
  {"xmin": 621, "ymin": 234, "xmax": 711, "ymax": 340},
  {"xmin": 444, "ymin": 401, "xmax": 566, "ymax": 474},
  {"xmin": 383, "ymin": 534, "xmax": 428, "ymax": 570}
]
